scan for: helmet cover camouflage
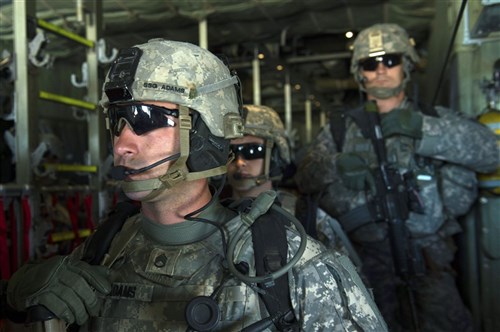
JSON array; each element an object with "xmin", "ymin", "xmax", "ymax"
[
  {"xmin": 101, "ymin": 38, "xmax": 242, "ymax": 138},
  {"xmin": 242, "ymin": 104, "xmax": 290, "ymax": 164},
  {"xmin": 350, "ymin": 23, "xmax": 419, "ymax": 75}
]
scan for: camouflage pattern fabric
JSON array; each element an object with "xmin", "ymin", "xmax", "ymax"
[
  {"xmin": 315, "ymin": 207, "xmax": 351, "ymax": 258},
  {"xmin": 243, "ymin": 104, "xmax": 290, "ymax": 164},
  {"xmin": 276, "ymin": 188, "xmax": 298, "ymax": 215},
  {"xmin": 355, "ymin": 236, "xmax": 474, "ymax": 332},
  {"xmin": 349, "ymin": 23, "xmax": 420, "ymax": 95},
  {"xmin": 350, "ymin": 23, "xmax": 419, "ymax": 75},
  {"xmin": 277, "ymin": 189, "xmax": 360, "ymax": 269},
  {"xmin": 101, "ymin": 39, "xmax": 241, "ymax": 139},
  {"xmin": 72, "ymin": 196, "xmax": 387, "ymax": 331},
  {"xmin": 295, "ymin": 100, "xmax": 499, "ymax": 331}
]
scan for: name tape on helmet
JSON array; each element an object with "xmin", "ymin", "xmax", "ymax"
[{"xmin": 140, "ymin": 81, "xmax": 191, "ymax": 97}]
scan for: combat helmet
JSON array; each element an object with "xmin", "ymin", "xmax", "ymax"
[
  {"xmin": 101, "ymin": 39, "xmax": 243, "ymax": 201},
  {"xmin": 245, "ymin": 104, "xmax": 290, "ymax": 176},
  {"xmin": 350, "ymin": 23, "xmax": 420, "ymax": 98}
]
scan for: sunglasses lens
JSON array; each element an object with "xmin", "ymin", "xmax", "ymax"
[
  {"xmin": 359, "ymin": 54, "xmax": 402, "ymax": 71},
  {"xmin": 231, "ymin": 143, "xmax": 266, "ymax": 160},
  {"xmin": 108, "ymin": 104, "xmax": 178, "ymax": 136},
  {"xmin": 360, "ymin": 58, "xmax": 379, "ymax": 71}
]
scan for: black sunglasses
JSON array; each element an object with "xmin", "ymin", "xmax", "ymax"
[
  {"xmin": 107, "ymin": 103, "xmax": 179, "ymax": 136},
  {"xmin": 230, "ymin": 143, "xmax": 266, "ymax": 160},
  {"xmin": 359, "ymin": 53, "xmax": 402, "ymax": 71}
]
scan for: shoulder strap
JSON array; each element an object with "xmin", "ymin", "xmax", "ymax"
[
  {"xmin": 250, "ymin": 200, "xmax": 300, "ymax": 331},
  {"xmin": 294, "ymin": 193, "xmax": 319, "ymax": 239},
  {"xmin": 330, "ymin": 105, "xmax": 373, "ymax": 149},
  {"xmin": 344, "ymin": 105, "xmax": 373, "ymax": 140},
  {"xmin": 82, "ymin": 200, "xmax": 140, "ymax": 265},
  {"xmin": 416, "ymin": 100, "xmax": 439, "ymax": 117},
  {"xmin": 329, "ymin": 109, "xmax": 346, "ymax": 152}
]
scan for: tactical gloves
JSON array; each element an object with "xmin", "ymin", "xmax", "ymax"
[
  {"xmin": 336, "ymin": 153, "xmax": 376, "ymax": 193},
  {"xmin": 6, "ymin": 255, "xmax": 111, "ymax": 325},
  {"xmin": 381, "ymin": 107, "xmax": 423, "ymax": 139}
]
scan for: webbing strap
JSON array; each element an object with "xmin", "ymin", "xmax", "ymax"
[
  {"xmin": 83, "ymin": 194, "xmax": 95, "ymax": 230},
  {"xmin": 21, "ymin": 196, "xmax": 31, "ymax": 262},
  {"xmin": 8, "ymin": 202, "xmax": 18, "ymax": 272},
  {"xmin": 251, "ymin": 207, "xmax": 299, "ymax": 331},
  {"xmin": 0, "ymin": 197, "xmax": 10, "ymax": 279},
  {"xmin": 83, "ymin": 200, "xmax": 141, "ymax": 266}
]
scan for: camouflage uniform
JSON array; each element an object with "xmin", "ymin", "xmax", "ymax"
[
  {"xmin": 70, "ymin": 195, "xmax": 387, "ymax": 331},
  {"xmin": 296, "ymin": 102, "xmax": 498, "ymax": 332},
  {"xmin": 295, "ymin": 24, "xmax": 500, "ymax": 332}
]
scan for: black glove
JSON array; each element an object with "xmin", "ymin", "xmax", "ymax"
[
  {"xmin": 336, "ymin": 153, "xmax": 376, "ymax": 193},
  {"xmin": 7, "ymin": 255, "xmax": 111, "ymax": 325},
  {"xmin": 381, "ymin": 107, "xmax": 423, "ymax": 139}
]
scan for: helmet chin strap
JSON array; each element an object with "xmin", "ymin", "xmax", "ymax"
[
  {"xmin": 365, "ymin": 84, "xmax": 405, "ymax": 99},
  {"xmin": 120, "ymin": 105, "xmax": 227, "ymax": 203}
]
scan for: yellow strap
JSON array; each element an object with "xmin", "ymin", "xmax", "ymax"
[
  {"xmin": 50, "ymin": 228, "xmax": 92, "ymax": 242},
  {"xmin": 39, "ymin": 91, "xmax": 96, "ymax": 110},
  {"xmin": 37, "ymin": 19, "xmax": 94, "ymax": 48},
  {"xmin": 43, "ymin": 163, "xmax": 97, "ymax": 173}
]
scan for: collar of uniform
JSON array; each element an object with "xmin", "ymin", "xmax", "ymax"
[
  {"xmin": 398, "ymin": 96, "xmax": 411, "ymax": 109},
  {"xmin": 140, "ymin": 199, "xmax": 234, "ymax": 245}
]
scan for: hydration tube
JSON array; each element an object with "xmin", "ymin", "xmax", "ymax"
[{"xmin": 226, "ymin": 203, "xmax": 308, "ymax": 285}]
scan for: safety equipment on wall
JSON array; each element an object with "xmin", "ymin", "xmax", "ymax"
[
  {"xmin": 31, "ymin": 133, "xmax": 65, "ymax": 178},
  {"xmin": 28, "ymin": 30, "xmax": 52, "ymax": 68},
  {"xmin": 480, "ymin": 58, "xmax": 500, "ymax": 112},
  {"xmin": 101, "ymin": 39, "xmax": 244, "ymax": 202},
  {"xmin": 70, "ymin": 62, "xmax": 88, "ymax": 88},
  {"xmin": 350, "ymin": 23, "xmax": 419, "ymax": 98},
  {"xmin": 477, "ymin": 59, "xmax": 500, "ymax": 193}
]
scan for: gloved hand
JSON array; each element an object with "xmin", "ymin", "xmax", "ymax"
[
  {"xmin": 381, "ymin": 107, "xmax": 423, "ymax": 139},
  {"xmin": 6, "ymin": 255, "xmax": 111, "ymax": 325},
  {"xmin": 336, "ymin": 153, "xmax": 376, "ymax": 193}
]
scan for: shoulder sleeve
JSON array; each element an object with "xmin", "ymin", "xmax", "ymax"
[
  {"xmin": 417, "ymin": 107, "xmax": 499, "ymax": 173},
  {"xmin": 289, "ymin": 237, "xmax": 388, "ymax": 331},
  {"xmin": 295, "ymin": 124, "xmax": 337, "ymax": 194}
]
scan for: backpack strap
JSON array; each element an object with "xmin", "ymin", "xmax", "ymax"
[
  {"xmin": 250, "ymin": 198, "xmax": 300, "ymax": 331},
  {"xmin": 225, "ymin": 192, "xmax": 300, "ymax": 331},
  {"xmin": 82, "ymin": 200, "xmax": 140, "ymax": 265},
  {"xmin": 294, "ymin": 193, "xmax": 319, "ymax": 239},
  {"xmin": 329, "ymin": 109, "xmax": 346, "ymax": 152}
]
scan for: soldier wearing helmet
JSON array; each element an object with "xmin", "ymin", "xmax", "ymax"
[
  {"xmin": 3, "ymin": 39, "xmax": 388, "ymax": 331},
  {"xmin": 350, "ymin": 23, "xmax": 419, "ymax": 100},
  {"xmin": 296, "ymin": 23, "xmax": 499, "ymax": 331},
  {"xmin": 227, "ymin": 104, "xmax": 290, "ymax": 199}
]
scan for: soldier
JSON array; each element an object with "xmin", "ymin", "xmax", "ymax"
[
  {"xmin": 295, "ymin": 23, "xmax": 499, "ymax": 331},
  {"xmin": 228, "ymin": 104, "xmax": 358, "ymax": 262},
  {"xmin": 226, "ymin": 104, "xmax": 295, "ymax": 208},
  {"xmin": 2, "ymin": 39, "xmax": 387, "ymax": 331}
]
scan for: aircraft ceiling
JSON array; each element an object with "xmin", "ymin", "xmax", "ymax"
[{"xmin": 0, "ymin": 0, "xmax": 438, "ymax": 112}]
